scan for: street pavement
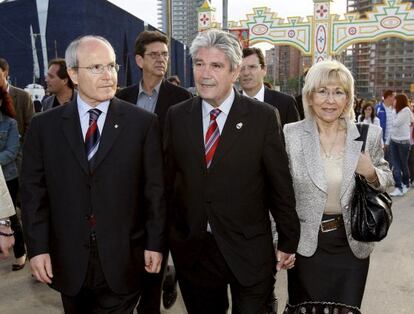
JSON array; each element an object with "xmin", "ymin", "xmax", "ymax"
[{"xmin": 1, "ymin": 189, "xmax": 413, "ymax": 313}]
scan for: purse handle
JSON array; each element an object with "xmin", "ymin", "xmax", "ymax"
[{"xmin": 356, "ymin": 123, "xmax": 369, "ymax": 153}]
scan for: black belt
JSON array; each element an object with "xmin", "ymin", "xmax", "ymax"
[{"xmin": 320, "ymin": 216, "xmax": 344, "ymax": 233}]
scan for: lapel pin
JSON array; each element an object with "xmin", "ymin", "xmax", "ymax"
[
  {"xmin": 114, "ymin": 124, "xmax": 119, "ymax": 129},
  {"xmin": 236, "ymin": 122, "xmax": 243, "ymax": 130}
]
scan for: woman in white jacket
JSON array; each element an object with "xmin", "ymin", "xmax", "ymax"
[{"xmin": 389, "ymin": 94, "xmax": 414, "ymax": 196}]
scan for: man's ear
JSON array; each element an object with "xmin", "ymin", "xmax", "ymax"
[
  {"xmin": 232, "ymin": 64, "xmax": 241, "ymax": 83},
  {"xmin": 67, "ymin": 68, "xmax": 78, "ymax": 85},
  {"xmin": 135, "ymin": 55, "xmax": 144, "ymax": 69}
]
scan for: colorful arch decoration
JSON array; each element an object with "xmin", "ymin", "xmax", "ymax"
[{"xmin": 198, "ymin": 0, "xmax": 414, "ymax": 63}]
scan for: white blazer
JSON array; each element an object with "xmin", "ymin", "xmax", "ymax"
[{"xmin": 283, "ymin": 118, "xmax": 394, "ymax": 259}]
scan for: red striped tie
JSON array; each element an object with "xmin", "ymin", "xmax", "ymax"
[
  {"xmin": 85, "ymin": 109, "xmax": 102, "ymax": 168},
  {"xmin": 205, "ymin": 109, "xmax": 221, "ymax": 168}
]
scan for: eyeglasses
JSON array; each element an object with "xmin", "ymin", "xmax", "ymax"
[
  {"xmin": 240, "ymin": 64, "xmax": 262, "ymax": 72},
  {"xmin": 313, "ymin": 88, "xmax": 347, "ymax": 100},
  {"xmin": 144, "ymin": 51, "xmax": 169, "ymax": 59},
  {"xmin": 75, "ymin": 64, "xmax": 120, "ymax": 74}
]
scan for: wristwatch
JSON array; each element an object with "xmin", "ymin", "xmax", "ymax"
[{"xmin": 0, "ymin": 219, "xmax": 11, "ymax": 227}]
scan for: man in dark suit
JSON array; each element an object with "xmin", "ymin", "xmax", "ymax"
[
  {"xmin": 240, "ymin": 47, "xmax": 301, "ymax": 314},
  {"xmin": 116, "ymin": 30, "xmax": 192, "ymax": 313},
  {"xmin": 239, "ymin": 47, "xmax": 299, "ymax": 127},
  {"xmin": 164, "ymin": 29, "xmax": 300, "ymax": 314},
  {"xmin": 21, "ymin": 35, "xmax": 166, "ymax": 312},
  {"xmin": 116, "ymin": 31, "xmax": 192, "ymax": 134}
]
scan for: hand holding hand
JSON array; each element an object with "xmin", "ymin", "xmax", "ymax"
[
  {"xmin": 276, "ymin": 250, "xmax": 296, "ymax": 271},
  {"xmin": 144, "ymin": 250, "xmax": 163, "ymax": 273},
  {"xmin": 30, "ymin": 253, "xmax": 53, "ymax": 284}
]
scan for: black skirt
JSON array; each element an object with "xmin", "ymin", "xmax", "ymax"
[{"xmin": 286, "ymin": 214, "xmax": 369, "ymax": 311}]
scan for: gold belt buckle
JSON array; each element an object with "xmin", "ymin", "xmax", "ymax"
[{"xmin": 320, "ymin": 218, "xmax": 337, "ymax": 233}]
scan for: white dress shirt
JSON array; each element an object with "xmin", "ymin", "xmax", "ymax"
[
  {"xmin": 202, "ymin": 88, "xmax": 235, "ymax": 139},
  {"xmin": 242, "ymin": 84, "xmax": 265, "ymax": 102},
  {"xmin": 77, "ymin": 95, "xmax": 110, "ymax": 140}
]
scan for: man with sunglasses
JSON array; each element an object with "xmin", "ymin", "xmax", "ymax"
[
  {"xmin": 116, "ymin": 30, "xmax": 192, "ymax": 314},
  {"xmin": 21, "ymin": 35, "xmax": 166, "ymax": 312}
]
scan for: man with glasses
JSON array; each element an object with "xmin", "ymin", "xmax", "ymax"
[
  {"xmin": 116, "ymin": 30, "xmax": 191, "ymax": 314},
  {"xmin": 21, "ymin": 35, "xmax": 166, "ymax": 312},
  {"xmin": 117, "ymin": 31, "xmax": 192, "ymax": 135},
  {"xmin": 239, "ymin": 48, "xmax": 299, "ymax": 127}
]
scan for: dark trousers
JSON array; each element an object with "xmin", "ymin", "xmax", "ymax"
[
  {"xmin": 61, "ymin": 235, "xmax": 140, "ymax": 314},
  {"xmin": 177, "ymin": 233, "xmax": 274, "ymax": 314},
  {"xmin": 408, "ymin": 144, "xmax": 414, "ymax": 184},
  {"xmin": 390, "ymin": 140, "xmax": 411, "ymax": 189},
  {"xmin": 6, "ymin": 178, "xmax": 26, "ymax": 259},
  {"xmin": 136, "ymin": 250, "xmax": 169, "ymax": 314}
]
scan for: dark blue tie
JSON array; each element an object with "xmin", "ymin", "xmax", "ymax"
[{"xmin": 85, "ymin": 109, "xmax": 102, "ymax": 168}]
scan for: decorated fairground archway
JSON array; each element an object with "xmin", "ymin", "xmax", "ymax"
[{"xmin": 198, "ymin": 0, "xmax": 414, "ymax": 64}]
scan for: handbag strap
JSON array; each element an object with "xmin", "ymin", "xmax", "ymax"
[{"xmin": 356, "ymin": 123, "xmax": 369, "ymax": 153}]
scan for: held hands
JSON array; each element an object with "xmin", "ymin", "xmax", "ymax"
[
  {"xmin": 30, "ymin": 253, "xmax": 53, "ymax": 284},
  {"xmin": 144, "ymin": 250, "xmax": 163, "ymax": 273},
  {"xmin": 356, "ymin": 152, "xmax": 377, "ymax": 182},
  {"xmin": 276, "ymin": 250, "xmax": 296, "ymax": 271}
]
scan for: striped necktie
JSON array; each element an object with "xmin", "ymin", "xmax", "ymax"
[
  {"xmin": 205, "ymin": 108, "xmax": 221, "ymax": 168},
  {"xmin": 85, "ymin": 108, "xmax": 102, "ymax": 168}
]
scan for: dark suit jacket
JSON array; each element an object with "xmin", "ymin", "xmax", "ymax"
[
  {"xmin": 164, "ymin": 91, "xmax": 300, "ymax": 287},
  {"xmin": 9, "ymin": 85, "xmax": 34, "ymax": 141},
  {"xmin": 21, "ymin": 97, "xmax": 166, "ymax": 296},
  {"xmin": 116, "ymin": 79, "xmax": 192, "ymax": 130},
  {"xmin": 263, "ymin": 87, "xmax": 300, "ymax": 126}
]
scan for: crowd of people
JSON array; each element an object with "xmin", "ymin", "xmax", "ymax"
[
  {"xmin": 355, "ymin": 90, "xmax": 414, "ymax": 196},
  {"xmin": 0, "ymin": 28, "xmax": 411, "ymax": 314}
]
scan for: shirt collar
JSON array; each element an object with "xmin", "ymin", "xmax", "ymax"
[
  {"xmin": 202, "ymin": 88, "xmax": 235, "ymax": 119},
  {"xmin": 139, "ymin": 79, "xmax": 162, "ymax": 97},
  {"xmin": 77, "ymin": 94, "xmax": 110, "ymax": 118},
  {"xmin": 242, "ymin": 84, "xmax": 265, "ymax": 102}
]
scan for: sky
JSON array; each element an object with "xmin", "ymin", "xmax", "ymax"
[{"xmin": 108, "ymin": 0, "xmax": 348, "ymax": 29}]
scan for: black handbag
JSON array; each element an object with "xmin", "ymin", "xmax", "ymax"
[{"xmin": 351, "ymin": 123, "xmax": 393, "ymax": 242}]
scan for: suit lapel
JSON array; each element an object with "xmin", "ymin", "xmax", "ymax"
[
  {"xmin": 263, "ymin": 87, "xmax": 272, "ymax": 104},
  {"xmin": 61, "ymin": 101, "xmax": 89, "ymax": 175},
  {"xmin": 92, "ymin": 99, "xmax": 124, "ymax": 172},
  {"xmin": 340, "ymin": 121, "xmax": 363, "ymax": 199},
  {"xmin": 185, "ymin": 97, "xmax": 205, "ymax": 167},
  {"xmin": 154, "ymin": 80, "xmax": 167, "ymax": 117},
  {"xmin": 9, "ymin": 86, "xmax": 18, "ymax": 104},
  {"xmin": 209, "ymin": 92, "xmax": 249, "ymax": 169},
  {"xmin": 302, "ymin": 119, "xmax": 327, "ymax": 193}
]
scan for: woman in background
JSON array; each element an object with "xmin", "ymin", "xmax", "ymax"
[
  {"xmin": 0, "ymin": 86, "xmax": 26, "ymax": 270},
  {"xmin": 389, "ymin": 94, "xmax": 414, "ymax": 196},
  {"xmin": 358, "ymin": 100, "xmax": 380, "ymax": 126}
]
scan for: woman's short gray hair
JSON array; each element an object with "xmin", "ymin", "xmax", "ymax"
[
  {"xmin": 65, "ymin": 35, "xmax": 115, "ymax": 68},
  {"xmin": 189, "ymin": 29, "xmax": 242, "ymax": 71},
  {"xmin": 302, "ymin": 60, "xmax": 355, "ymax": 121}
]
